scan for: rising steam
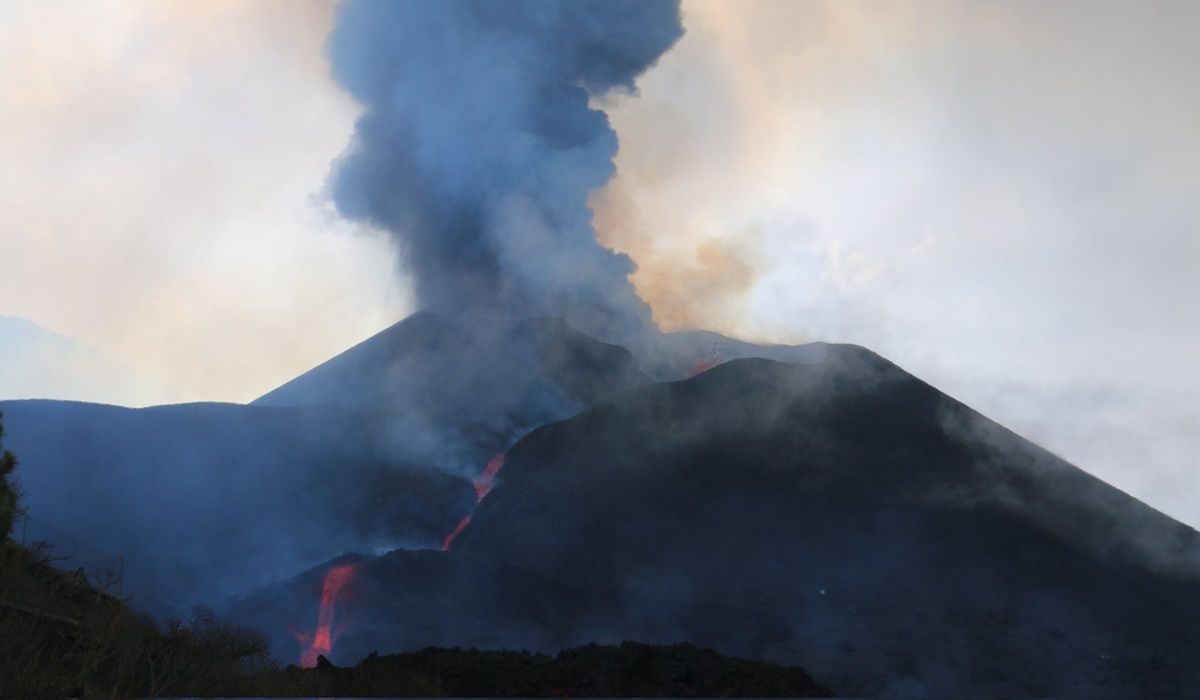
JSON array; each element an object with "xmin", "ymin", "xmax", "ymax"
[{"xmin": 326, "ymin": 0, "xmax": 684, "ymax": 342}]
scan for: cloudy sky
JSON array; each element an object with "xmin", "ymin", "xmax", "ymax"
[{"xmin": 1, "ymin": 1, "xmax": 1196, "ymax": 526}]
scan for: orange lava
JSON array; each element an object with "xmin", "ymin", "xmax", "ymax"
[
  {"xmin": 441, "ymin": 514, "xmax": 473, "ymax": 550},
  {"xmin": 442, "ymin": 451, "xmax": 506, "ymax": 551},
  {"xmin": 296, "ymin": 562, "xmax": 359, "ymax": 667},
  {"xmin": 474, "ymin": 452, "xmax": 505, "ymax": 500}
]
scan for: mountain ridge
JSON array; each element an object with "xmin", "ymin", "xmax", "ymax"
[
  {"xmin": 9, "ymin": 312, "xmax": 1200, "ymax": 695},
  {"xmin": 247, "ymin": 346, "xmax": 1200, "ymax": 696}
]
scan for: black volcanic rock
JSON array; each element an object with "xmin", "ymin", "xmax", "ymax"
[
  {"xmin": 462, "ymin": 351, "xmax": 1200, "ymax": 584},
  {"xmin": 230, "ymin": 548, "xmax": 592, "ymax": 666},
  {"xmin": 269, "ymin": 349, "xmax": 1200, "ymax": 697},
  {"xmin": 455, "ymin": 352, "xmax": 1200, "ymax": 695},
  {"xmin": 15, "ymin": 313, "xmax": 1200, "ymax": 695},
  {"xmin": 285, "ymin": 641, "xmax": 830, "ymax": 697},
  {"xmin": 230, "ymin": 546, "xmax": 818, "ymax": 675}
]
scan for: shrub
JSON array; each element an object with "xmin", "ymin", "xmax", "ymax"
[{"xmin": 0, "ymin": 412, "xmax": 18, "ymax": 541}]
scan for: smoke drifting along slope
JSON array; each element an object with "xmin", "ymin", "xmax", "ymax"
[
  {"xmin": 0, "ymin": 398, "xmax": 472, "ymax": 614},
  {"xmin": 254, "ymin": 313, "xmax": 650, "ymax": 475},
  {"xmin": 235, "ymin": 351, "xmax": 1200, "ymax": 696},
  {"xmin": 327, "ymin": 0, "xmax": 684, "ymax": 342},
  {"xmin": 2, "ymin": 314, "xmax": 653, "ymax": 615}
]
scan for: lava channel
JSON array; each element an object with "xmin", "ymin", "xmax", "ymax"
[
  {"xmin": 442, "ymin": 451, "xmax": 506, "ymax": 551},
  {"xmin": 294, "ymin": 562, "xmax": 360, "ymax": 667}
]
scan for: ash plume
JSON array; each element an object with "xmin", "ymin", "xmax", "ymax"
[{"xmin": 327, "ymin": 0, "xmax": 684, "ymax": 342}]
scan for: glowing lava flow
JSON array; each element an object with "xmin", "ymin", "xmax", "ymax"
[
  {"xmin": 442, "ymin": 451, "xmax": 506, "ymax": 551},
  {"xmin": 294, "ymin": 562, "xmax": 360, "ymax": 667},
  {"xmin": 474, "ymin": 451, "xmax": 506, "ymax": 500}
]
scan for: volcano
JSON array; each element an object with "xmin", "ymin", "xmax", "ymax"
[
  {"xmin": 450, "ymin": 349, "xmax": 1200, "ymax": 695},
  {"xmin": 254, "ymin": 313, "xmax": 649, "ymax": 463},
  {"xmin": 231, "ymin": 334, "xmax": 1200, "ymax": 697},
  {"xmin": 10, "ymin": 313, "xmax": 1200, "ymax": 695},
  {"xmin": 0, "ymin": 314, "xmax": 648, "ymax": 613}
]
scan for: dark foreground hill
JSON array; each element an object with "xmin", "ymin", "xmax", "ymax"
[
  {"xmin": 7, "ymin": 535, "xmax": 830, "ymax": 698},
  {"xmin": 234, "ymin": 347, "xmax": 1200, "ymax": 697},
  {"xmin": 0, "ymin": 538, "xmax": 281, "ymax": 698},
  {"xmin": 286, "ymin": 641, "xmax": 830, "ymax": 697}
]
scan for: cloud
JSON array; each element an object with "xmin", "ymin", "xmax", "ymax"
[
  {"xmin": 0, "ymin": 315, "xmax": 179, "ymax": 406},
  {"xmin": 598, "ymin": 0, "xmax": 1200, "ymax": 525},
  {"xmin": 0, "ymin": 0, "xmax": 409, "ymax": 403},
  {"xmin": 2, "ymin": 0, "xmax": 1195, "ymax": 531}
]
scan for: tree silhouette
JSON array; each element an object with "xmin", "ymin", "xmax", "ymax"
[{"xmin": 0, "ymin": 411, "xmax": 19, "ymax": 541}]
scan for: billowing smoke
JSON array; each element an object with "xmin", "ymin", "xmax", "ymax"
[{"xmin": 326, "ymin": 0, "xmax": 684, "ymax": 342}]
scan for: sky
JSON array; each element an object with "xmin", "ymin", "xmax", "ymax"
[{"xmin": 1, "ymin": 1, "xmax": 1196, "ymax": 526}]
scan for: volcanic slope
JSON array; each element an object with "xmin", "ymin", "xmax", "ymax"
[
  {"xmin": 631, "ymin": 328, "xmax": 832, "ymax": 381},
  {"xmin": 254, "ymin": 312, "xmax": 650, "ymax": 468},
  {"xmin": 0, "ymin": 399, "xmax": 473, "ymax": 613},
  {"xmin": 1, "ymin": 314, "xmax": 651, "ymax": 614},
  {"xmin": 306, "ymin": 347, "xmax": 1200, "ymax": 697}
]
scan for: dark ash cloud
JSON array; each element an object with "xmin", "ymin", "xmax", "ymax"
[{"xmin": 327, "ymin": 0, "xmax": 684, "ymax": 342}]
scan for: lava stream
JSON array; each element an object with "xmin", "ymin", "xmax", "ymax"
[
  {"xmin": 474, "ymin": 452, "xmax": 505, "ymax": 500},
  {"xmin": 442, "ymin": 514, "xmax": 473, "ymax": 550},
  {"xmin": 296, "ymin": 562, "xmax": 359, "ymax": 667},
  {"xmin": 443, "ymin": 451, "xmax": 506, "ymax": 551}
]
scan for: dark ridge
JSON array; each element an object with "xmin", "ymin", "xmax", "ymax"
[
  {"xmin": 290, "ymin": 641, "xmax": 831, "ymax": 697},
  {"xmin": 253, "ymin": 312, "xmax": 650, "ymax": 412},
  {"xmin": 252, "ymin": 312, "xmax": 653, "ymax": 475},
  {"xmin": 14, "ymin": 312, "xmax": 1200, "ymax": 695},
  {"xmin": 446, "ymin": 352, "xmax": 1200, "ymax": 695},
  {"xmin": 632, "ymin": 328, "xmax": 836, "ymax": 380},
  {"xmin": 0, "ymin": 398, "xmax": 474, "ymax": 613},
  {"xmin": 463, "ymin": 352, "xmax": 1200, "ymax": 584},
  {"xmin": 229, "ymin": 346, "xmax": 1200, "ymax": 695}
]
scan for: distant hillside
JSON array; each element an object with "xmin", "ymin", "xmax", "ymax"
[
  {"xmin": 0, "ymin": 399, "xmax": 472, "ymax": 615},
  {"xmin": 632, "ymin": 328, "xmax": 831, "ymax": 381},
  {"xmin": 0, "ymin": 315, "xmax": 178, "ymax": 406}
]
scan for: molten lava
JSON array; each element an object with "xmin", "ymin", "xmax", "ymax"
[
  {"xmin": 442, "ymin": 514, "xmax": 472, "ymax": 550},
  {"xmin": 295, "ymin": 562, "xmax": 360, "ymax": 667},
  {"xmin": 474, "ymin": 451, "xmax": 505, "ymax": 500},
  {"xmin": 442, "ymin": 451, "xmax": 506, "ymax": 551}
]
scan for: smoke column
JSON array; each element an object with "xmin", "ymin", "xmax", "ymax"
[{"xmin": 326, "ymin": 0, "xmax": 684, "ymax": 342}]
